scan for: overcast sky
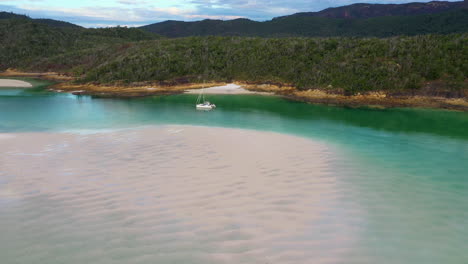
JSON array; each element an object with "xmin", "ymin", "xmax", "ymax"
[{"xmin": 0, "ymin": 0, "xmax": 461, "ymax": 27}]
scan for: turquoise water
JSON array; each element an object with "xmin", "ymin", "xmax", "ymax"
[{"xmin": 1, "ymin": 84, "xmax": 468, "ymax": 263}]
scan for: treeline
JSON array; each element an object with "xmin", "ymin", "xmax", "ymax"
[
  {"xmin": 1, "ymin": 17, "xmax": 466, "ymax": 95},
  {"xmin": 0, "ymin": 11, "xmax": 80, "ymax": 28},
  {"xmin": 0, "ymin": 18, "xmax": 159, "ymax": 69},
  {"xmin": 140, "ymin": 9, "xmax": 468, "ymax": 38},
  {"xmin": 31, "ymin": 35, "xmax": 467, "ymax": 95}
]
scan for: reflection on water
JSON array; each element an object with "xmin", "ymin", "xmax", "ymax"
[
  {"xmin": 1, "ymin": 86, "xmax": 468, "ymax": 264},
  {"xmin": 148, "ymin": 95, "xmax": 468, "ymax": 140}
]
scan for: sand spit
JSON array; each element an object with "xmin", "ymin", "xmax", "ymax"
[
  {"xmin": 0, "ymin": 69, "xmax": 73, "ymax": 81},
  {"xmin": 185, "ymin": 83, "xmax": 273, "ymax": 95},
  {"xmin": 0, "ymin": 79, "xmax": 33, "ymax": 88},
  {"xmin": 0, "ymin": 126, "xmax": 359, "ymax": 264},
  {"xmin": 54, "ymin": 82, "xmax": 273, "ymax": 97},
  {"xmin": 52, "ymin": 82, "xmax": 227, "ymax": 97}
]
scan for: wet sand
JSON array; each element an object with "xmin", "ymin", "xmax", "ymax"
[
  {"xmin": 0, "ymin": 126, "xmax": 358, "ymax": 263},
  {"xmin": 0, "ymin": 79, "xmax": 32, "ymax": 88}
]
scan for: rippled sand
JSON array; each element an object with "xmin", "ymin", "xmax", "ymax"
[{"xmin": 0, "ymin": 126, "xmax": 359, "ymax": 264}]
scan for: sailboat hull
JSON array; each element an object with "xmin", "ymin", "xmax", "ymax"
[
  {"xmin": 196, "ymin": 104, "xmax": 214, "ymax": 110},
  {"xmin": 196, "ymin": 85, "xmax": 216, "ymax": 110}
]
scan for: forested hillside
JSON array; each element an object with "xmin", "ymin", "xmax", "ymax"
[
  {"xmin": 0, "ymin": 18, "xmax": 160, "ymax": 69},
  {"xmin": 284, "ymin": 0, "xmax": 467, "ymax": 19},
  {"xmin": 141, "ymin": 8, "xmax": 468, "ymax": 38},
  {"xmin": 0, "ymin": 11, "xmax": 466, "ymax": 97},
  {"xmin": 0, "ymin": 11, "xmax": 81, "ymax": 28},
  {"xmin": 25, "ymin": 35, "xmax": 467, "ymax": 95},
  {"xmin": 0, "ymin": 12, "xmax": 29, "ymax": 20}
]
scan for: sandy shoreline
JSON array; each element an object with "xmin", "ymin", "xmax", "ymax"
[
  {"xmin": 185, "ymin": 83, "xmax": 272, "ymax": 95},
  {"xmin": 52, "ymin": 82, "xmax": 273, "ymax": 97},
  {"xmin": 3, "ymin": 68, "xmax": 467, "ymax": 110},
  {"xmin": 0, "ymin": 125, "xmax": 356, "ymax": 263},
  {"xmin": 0, "ymin": 79, "xmax": 33, "ymax": 88},
  {"xmin": 55, "ymin": 81, "xmax": 468, "ymax": 111}
]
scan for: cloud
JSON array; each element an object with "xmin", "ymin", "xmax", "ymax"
[
  {"xmin": 1, "ymin": 0, "xmax": 461, "ymax": 27},
  {"xmin": 15, "ymin": 4, "xmax": 187, "ymax": 22},
  {"xmin": 188, "ymin": 0, "xmax": 461, "ymax": 20},
  {"xmin": 117, "ymin": 0, "xmax": 149, "ymax": 6},
  {"xmin": 6, "ymin": 2, "xmax": 245, "ymax": 25}
]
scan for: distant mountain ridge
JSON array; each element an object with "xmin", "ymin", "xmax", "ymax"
[
  {"xmin": 0, "ymin": 11, "xmax": 81, "ymax": 28},
  {"xmin": 140, "ymin": 0, "xmax": 468, "ymax": 37},
  {"xmin": 280, "ymin": 0, "xmax": 468, "ymax": 19}
]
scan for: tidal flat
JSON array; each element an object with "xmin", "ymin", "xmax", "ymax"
[{"xmin": 1, "ymin": 126, "xmax": 354, "ymax": 264}]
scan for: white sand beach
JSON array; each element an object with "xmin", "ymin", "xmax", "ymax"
[
  {"xmin": 0, "ymin": 79, "xmax": 33, "ymax": 88},
  {"xmin": 185, "ymin": 83, "xmax": 271, "ymax": 95},
  {"xmin": 0, "ymin": 126, "xmax": 357, "ymax": 263}
]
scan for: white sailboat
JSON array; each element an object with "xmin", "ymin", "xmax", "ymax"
[{"xmin": 196, "ymin": 86, "xmax": 216, "ymax": 110}]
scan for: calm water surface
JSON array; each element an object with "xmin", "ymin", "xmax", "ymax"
[{"xmin": 1, "ymin": 82, "xmax": 468, "ymax": 263}]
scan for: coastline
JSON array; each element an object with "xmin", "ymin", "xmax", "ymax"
[
  {"xmin": 2, "ymin": 70, "xmax": 467, "ymax": 111},
  {"xmin": 287, "ymin": 89, "xmax": 468, "ymax": 112},
  {"xmin": 58, "ymin": 82, "xmax": 468, "ymax": 111},
  {"xmin": 51, "ymin": 81, "xmax": 230, "ymax": 97}
]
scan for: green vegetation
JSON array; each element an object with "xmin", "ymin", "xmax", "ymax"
[
  {"xmin": 0, "ymin": 11, "xmax": 81, "ymax": 28},
  {"xmin": 0, "ymin": 18, "xmax": 160, "ymax": 69},
  {"xmin": 25, "ymin": 34, "xmax": 466, "ymax": 95},
  {"xmin": 140, "ymin": 9, "xmax": 468, "ymax": 38},
  {"xmin": 0, "ymin": 14, "xmax": 467, "ymax": 96}
]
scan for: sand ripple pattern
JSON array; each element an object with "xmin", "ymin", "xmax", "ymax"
[{"xmin": 0, "ymin": 126, "xmax": 360, "ymax": 264}]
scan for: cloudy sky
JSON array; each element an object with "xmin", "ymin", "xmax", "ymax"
[{"xmin": 0, "ymin": 0, "xmax": 459, "ymax": 27}]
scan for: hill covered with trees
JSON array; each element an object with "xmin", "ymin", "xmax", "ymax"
[
  {"xmin": 140, "ymin": 1, "xmax": 468, "ymax": 38},
  {"xmin": 283, "ymin": 0, "xmax": 467, "ymax": 19},
  {"xmin": 0, "ymin": 11, "xmax": 81, "ymax": 28},
  {"xmin": 0, "ymin": 18, "xmax": 160, "ymax": 69},
  {"xmin": 22, "ymin": 34, "xmax": 466, "ymax": 97},
  {"xmin": 0, "ymin": 7, "xmax": 466, "ymax": 102}
]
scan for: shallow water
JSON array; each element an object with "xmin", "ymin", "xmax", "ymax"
[{"xmin": 1, "ymin": 85, "xmax": 468, "ymax": 263}]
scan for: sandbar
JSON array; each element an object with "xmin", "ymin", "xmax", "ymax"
[
  {"xmin": 0, "ymin": 79, "xmax": 33, "ymax": 88},
  {"xmin": 0, "ymin": 126, "xmax": 357, "ymax": 263},
  {"xmin": 185, "ymin": 83, "xmax": 272, "ymax": 95}
]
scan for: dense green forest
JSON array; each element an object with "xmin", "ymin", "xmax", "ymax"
[
  {"xmin": 0, "ymin": 18, "xmax": 159, "ymax": 69},
  {"xmin": 1, "ymin": 14, "xmax": 467, "ymax": 96},
  {"xmin": 24, "ymin": 34, "xmax": 466, "ymax": 95},
  {"xmin": 141, "ymin": 9, "xmax": 468, "ymax": 38}
]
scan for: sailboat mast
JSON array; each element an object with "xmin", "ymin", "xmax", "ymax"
[
  {"xmin": 196, "ymin": 89, "xmax": 202, "ymax": 104},
  {"xmin": 201, "ymin": 81, "xmax": 205, "ymax": 103}
]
